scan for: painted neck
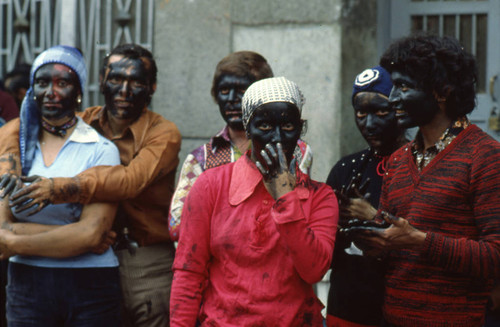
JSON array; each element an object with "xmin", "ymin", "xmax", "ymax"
[{"xmin": 228, "ymin": 126, "xmax": 250, "ymax": 153}]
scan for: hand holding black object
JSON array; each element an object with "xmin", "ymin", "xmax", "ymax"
[
  {"xmin": 255, "ymin": 143, "xmax": 296, "ymax": 200},
  {"xmin": 340, "ymin": 218, "xmax": 392, "ymax": 236},
  {"xmin": 353, "ymin": 211, "xmax": 427, "ymax": 250}
]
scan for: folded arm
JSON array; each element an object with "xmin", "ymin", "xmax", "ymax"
[
  {"xmin": 0, "ymin": 201, "xmax": 117, "ymax": 259},
  {"xmin": 9, "ymin": 119, "xmax": 181, "ymax": 210}
]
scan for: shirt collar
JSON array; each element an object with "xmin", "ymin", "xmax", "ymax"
[
  {"xmin": 210, "ymin": 126, "xmax": 232, "ymax": 151},
  {"xmin": 68, "ymin": 116, "xmax": 100, "ymax": 143},
  {"xmin": 93, "ymin": 105, "xmax": 149, "ymax": 142},
  {"xmin": 412, "ymin": 116, "xmax": 469, "ymax": 170},
  {"xmin": 229, "ymin": 153, "xmax": 310, "ymax": 205}
]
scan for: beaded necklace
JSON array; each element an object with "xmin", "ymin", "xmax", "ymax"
[{"xmin": 41, "ymin": 116, "xmax": 77, "ymax": 137}]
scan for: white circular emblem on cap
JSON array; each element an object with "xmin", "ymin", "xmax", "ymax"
[{"xmin": 355, "ymin": 68, "xmax": 380, "ymax": 86}]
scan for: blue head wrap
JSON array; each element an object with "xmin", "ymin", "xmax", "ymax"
[
  {"xmin": 19, "ymin": 45, "xmax": 87, "ymax": 175},
  {"xmin": 352, "ymin": 65, "xmax": 392, "ymax": 104}
]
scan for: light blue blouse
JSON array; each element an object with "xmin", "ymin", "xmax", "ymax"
[{"xmin": 10, "ymin": 117, "xmax": 120, "ymax": 268}]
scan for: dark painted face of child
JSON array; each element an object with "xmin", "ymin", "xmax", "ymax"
[{"xmin": 216, "ymin": 74, "xmax": 253, "ymax": 131}]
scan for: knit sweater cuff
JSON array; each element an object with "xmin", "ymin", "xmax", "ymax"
[{"xmin": 422, "ymin": 231, "xmax": 444, "ymax": 262}]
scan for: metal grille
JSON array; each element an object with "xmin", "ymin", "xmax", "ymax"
[
  {"xmin": 0, "ymin": 0, "xmax": 155, "ymax": 109},
  {"xmin": 76, "ymin": 0, "xmax": 155, "ymax": 108},
  {"xmin": 410, "ymin": 13, "xmax": 488, "ymax": 92},
  {"xmin": 0, "ymin": 0, "xmax": 61, "ymax": 77}
]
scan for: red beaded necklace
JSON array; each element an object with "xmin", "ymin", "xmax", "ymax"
[{"xmin": 41, "ymin": 116, "xmax": 77, "ymax": 137}]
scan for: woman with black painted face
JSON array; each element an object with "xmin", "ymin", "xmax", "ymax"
[
  {"xmin": 170, "ymin": 77, "xmax": 338, "ymax": 326},
  {"xmin": 0, "ymin": 45, "xmax": 122, "ymax": 326}
]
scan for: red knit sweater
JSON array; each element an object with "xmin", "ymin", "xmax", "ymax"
[{"xmin": 380, "ymin": 125, "xmax": 500, "ymax": 327}]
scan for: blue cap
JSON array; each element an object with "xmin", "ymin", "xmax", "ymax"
[
  {"xmin": 352, "ymin": 65, "xmax": 392, "ymax": 103},
  {"xmin": 31, "ymin": 45, "xmax": 87, "ymax": 93}
]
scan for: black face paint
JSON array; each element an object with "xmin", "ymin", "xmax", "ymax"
[
  {"xmin": 389, "ymin": 71, "xmax": 440, "ymax": 129},
  {"xmin": 33, "ymin": 64, "xmax": 79, "ymax": 122},
  {"xmin": 353, "ymin": 92, "xmax": 402, "ymax": 155},
  {"xmin": 102, "ymin": 55, "xmax": 153, "ymax": 121},
  {"xmin": 216, "ymin": 74, "xmax": 253, "ymax": 131},
  {"xmin": 247, "ymin": 102, "xmax": 302, "ymax": 164}
]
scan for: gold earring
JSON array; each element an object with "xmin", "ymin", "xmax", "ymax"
[{"xmin": 77, "ymin": 95, "xmax": 82, "ymax": 104}]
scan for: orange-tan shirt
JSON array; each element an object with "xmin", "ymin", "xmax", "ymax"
[{"xmin": 77, "ymin": 106, "xmax": 181, "ymax": 246}]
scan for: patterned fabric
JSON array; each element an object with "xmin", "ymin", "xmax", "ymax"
[
  {"xmin": 168, "ymin": 126, "xmax": 313, "ymax": 241},
  {"xmin": 241, "ymin": 76, "xmax": 305, "ymax": 129},
  {"xmin": 380, "ymin": 124, "xmax": 500, "ymax": 326},
  {"xmin": 412, "ymin": 116, "xmax": 469, "ymax": 171},
  {"xmin": 205, "ymin": 140, "xmax": 232, "ymax": 169}
]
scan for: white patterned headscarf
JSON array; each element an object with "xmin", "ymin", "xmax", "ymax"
[{"xmin": 242, "ymin": 76, "xmax": 305, "ymax": 130}]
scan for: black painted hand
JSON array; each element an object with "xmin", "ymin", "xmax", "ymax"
[
  {"xmin": 0, "ymin": 173, "xmax": 20, "ymax": 198},
  {"xmin": 256, "ymin": 142, "xmax": 296, "ymax": 200},
  {"xmin": 9, "ymin": 175, "xmax": 52, "ymax": 215}
]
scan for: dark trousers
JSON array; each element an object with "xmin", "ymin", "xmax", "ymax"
[
  {"xmin": 1, "ymin": 260, "xmax": 7, "ymax": 327},
  {"xmin": 6, "ymin": 262, "xmax": 122, "ymax": 327}
]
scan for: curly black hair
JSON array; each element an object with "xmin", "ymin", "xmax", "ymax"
[
  {"xmin": 211, "ymin": 51, "xmax": 273, "ymax": 102},
  {"xmin": 380, "ymin": 34, "xmax": 477, "ymax": 119}
]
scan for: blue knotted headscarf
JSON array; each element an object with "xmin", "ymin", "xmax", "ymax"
[{"xmin": 19, "ymin": 45, "xmax": 87, "ymax": 175}]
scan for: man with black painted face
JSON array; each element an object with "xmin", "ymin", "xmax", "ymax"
[
  {"xmin": 355, "ymin": 35, "xmax": 500, "ymax": 327},
  {"xmin": 168, "ymin": 51, "xmax": 313, "ymax": 241},
  {"xmin": 325, "ymin": 66, "xmax": 407, "ymax": 327},
  {"xmin": 170, "ymin": 77, "xmax": 338, "ymax": 326},
  {"xmin": 0, "ymin": 44, "xmax": 181, "ymax": 327}
]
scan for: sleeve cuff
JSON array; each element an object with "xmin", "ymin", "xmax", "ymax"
[{"xmin": 422, "ymin": 231, "xmax": 444, "ymax": 262}]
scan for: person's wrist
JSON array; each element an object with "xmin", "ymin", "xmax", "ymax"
[
  {"xmin": 411, "ymin": 230, "xmax": 427, "ymax": 249},
  {"xmin": 1, "ymin": 221, "xmax": 13, "ymax": 232}
]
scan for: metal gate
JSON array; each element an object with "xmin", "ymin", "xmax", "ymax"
[{"xmin": 0, "ymin": 0, "xmax": 155, "ymax": 109}]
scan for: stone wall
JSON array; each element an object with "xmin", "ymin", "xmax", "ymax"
[{"xmin": 153, "ymin": 0, "xmax": 377, "ymax": 181}]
